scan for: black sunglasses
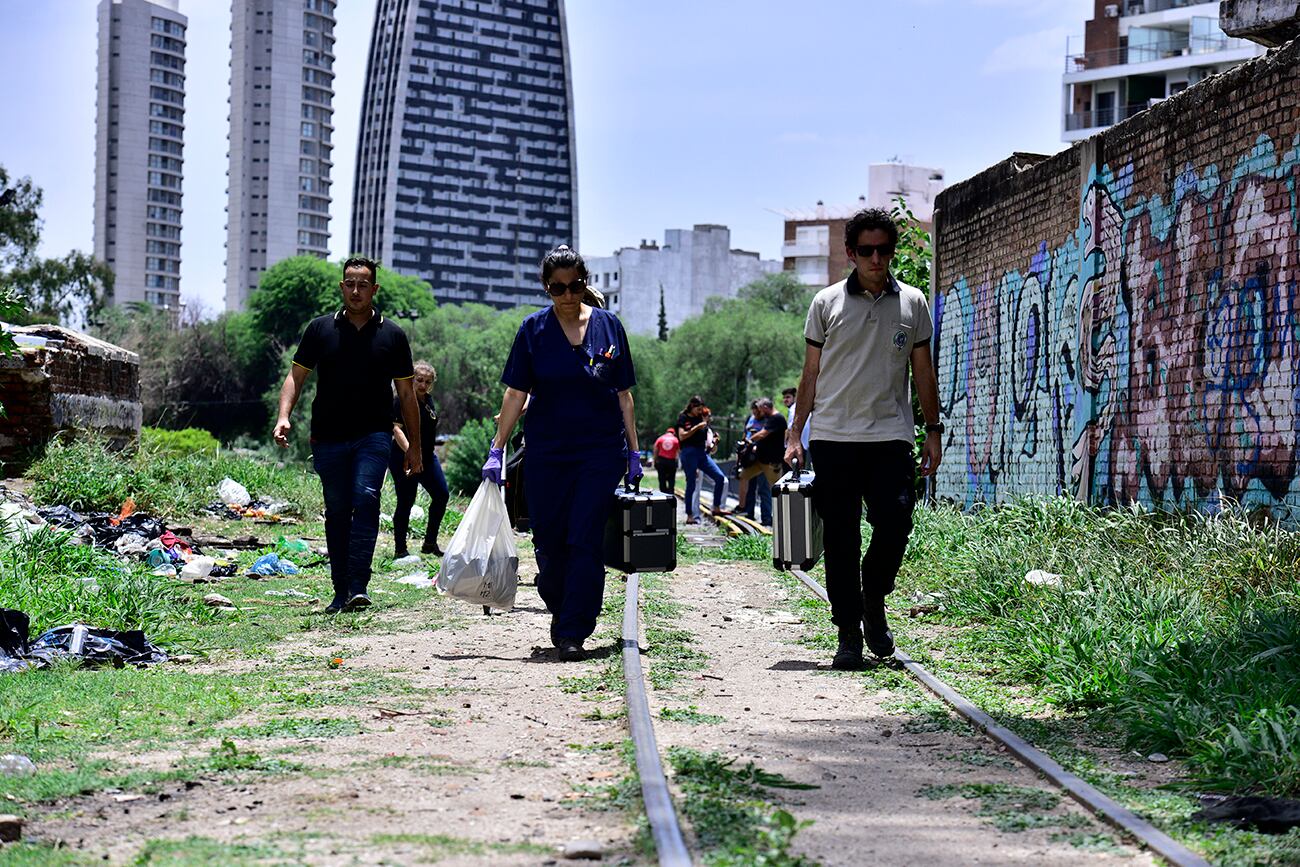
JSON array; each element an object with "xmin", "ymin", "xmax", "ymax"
[
  {"xmin": 545, "ymin": 278, "xmax": 587, "ymax": 296},
  {"xmin": 854, "ymin": 243, "xmax": 895, "ymax": 259}
]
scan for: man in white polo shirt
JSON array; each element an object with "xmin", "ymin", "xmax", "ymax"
[{"xmin": 784, "ymin": 207, "xmax": 942, "ymax": 670}]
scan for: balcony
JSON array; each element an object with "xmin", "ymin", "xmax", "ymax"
[
  {"xmin": 1065, "ymin": 32, "xmax": 1251, "ymax": 72},
  {"xmin": 782, "ymin": 240, "xmax": 830, "ymax": 259},
  {"xmin": 1123, "ymin": 0, "xmax": 1198, "ymax": 13},
  {"xmin": 1065, "ymin": 101, "xmax": 1151, "ymax": 131}
]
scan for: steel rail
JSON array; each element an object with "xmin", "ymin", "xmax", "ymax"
[
  {"xmin": 622, "ymin": 572, "xmax": 693, "ymax": 867},
  {"xmin": 787, "ymin": 568, "xmax": 1213, "ymax": 867}
]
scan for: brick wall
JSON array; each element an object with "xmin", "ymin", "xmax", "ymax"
[
  {"xmin": 932, "ymin": 38, "xmax": 1300, "ymax": 524},
  {"xmin": 0, "ymin": 326, "xmax": 141, "ymax": 468}
]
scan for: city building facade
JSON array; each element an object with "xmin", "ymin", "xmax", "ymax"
[
  {"xmin": 351, "ymin": 0, "xmax": 578, "ymax": 308},
  {"xmin": 778, "ymin": 163, "xmax": 945, "ymax": 288},
  {"xmin": 94, "ymin": 0, "xmax": 188, "ymax": 310},
  {"xmin": 1062, "ymin": 0, "xmax": 1265, "ymax": 143},
  {"xmin": 225, "ymin": 0, "xmax": 337, "ymax": 311},
  {"xmin": 586, "ymin": 225, "xmax": 781, "ymax": 337}
]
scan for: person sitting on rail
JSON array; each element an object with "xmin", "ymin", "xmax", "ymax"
[{"xmin": 481, "ymin": 245, "xmax": 641, "ymax": 662}]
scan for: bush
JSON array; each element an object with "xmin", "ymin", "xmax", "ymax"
[
  {"xmin": 443, "ymin": 418, "xmax": 496, "ymax": 496},
  {"xmin": 141, "ymin": 426, "xmax": 219, "ymax": 456}
]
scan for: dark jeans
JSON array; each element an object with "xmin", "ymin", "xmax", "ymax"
[
  {"xmin": 654, "ymin": 456, "xmax": 678, "ymax": 494},
  {"xmin": 312, "ymin": 432, "xmax": 390, "ymax": 601},
  {"xmin": 525, "ymin": 449, "xmax": 624, "ymax": 642},
  {"xmin": 810, "ymin": 440, "xmax": 915, "ymax": 631},
  {"xmin": 680, "ymin": 444, "xmax": 727, "ymax": 519},
  {"xmin": 389, "ymin": 445, "xmax": 449, "ymax": 554}
]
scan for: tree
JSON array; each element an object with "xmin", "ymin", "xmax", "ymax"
[
  {"xmin": 0, "ymin": 165, "xmax": 113, "ymax": 325},
  {"xmin": 657, "ymin": 284, "xmax": 669, "ymax": 341},
  {"xmin": 736, "ymin": 270, "xmax": 815, "ymax": 315},
  {"xmin": 890, "ymin": 196, "xmax": 932, "ymax": 290}
]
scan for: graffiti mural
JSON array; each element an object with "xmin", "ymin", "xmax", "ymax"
[{"xmin": 935, "ymin": 135, "xmax": 1300, "ymax": 522}]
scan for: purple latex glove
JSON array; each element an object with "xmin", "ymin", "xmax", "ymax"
[
  {"xmin": 482, "ymin": 446, "xmax": 504, "ymax": 486},
  {"xmin": 626, "ymin": 451, "xmax": 644, "ymax": 486}
]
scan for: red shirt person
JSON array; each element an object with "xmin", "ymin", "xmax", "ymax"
[{"xmin": 652, "ymin": 427, "xmax": 680, "ymax": 494}]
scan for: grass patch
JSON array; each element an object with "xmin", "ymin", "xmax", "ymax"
[
  {"xmin": 667, "ymin": 747, "xmax": 818, "ymax": 867},
  {"xmin": 715, "ymin": 535, "xmax": 770, "ymax": 562},
  {"xmin": 371, "ymin": 832, "xmax": 550, "ymax": 862},
  {"xmin": 919, "ymin": 782, "xmax": 1091, "ymax": 833},
  {"xmin": 660, "ymin": 706, "xmax": 724, "ymax": 725},
  {"xmin": 223, "ymin": 717, "xmax": 363, "ymax": 740},
  {"xmin": 0, "ymin": 842, "xmax": 99, "ymax": 866},
  {"xmin": 132, "ymin": 835, "xmax": 291, "ymax": 866}
]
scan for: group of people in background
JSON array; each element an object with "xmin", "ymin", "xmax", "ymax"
[{"xmin": 273, "ymin": 205, "xmax": 945, "ymax": 671}]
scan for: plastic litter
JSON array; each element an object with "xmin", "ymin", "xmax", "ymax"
[
  {"xmin": 0, "ymin": 609, "xmax": 168, "ymax": 671},
  {"xmin": 180, "ymin": 556, "xmax": 216, "ymax": 582},
  {"xmin": 115, "ymin": 533, "xmax": 151, "ymax": 556},
  {"xmin": 0, "ymin": 755, "xmax": 36, "ymax": 776},
  {"xmin": 276, "ymin": 536, "xmax": 311, "ymax": 556},
  {"xmin": 392, "ymin": 554, "xmax": 423, "ymax": 569},
  {"xmin": 248, "ymin": 553, "xmax": 299, "ymax": 576},
  {"xmin": 218, "ymin": 478, "xmax": 252, "ymax": 507},
  {"xmin": 1023, "ymin": 569, "xmax": 1063, "ymax": 588},
  {"xmin": 1193, "ymin": 795, "xmax": 1300, "ymax": 834},
  {"xmin": 410, "ymin": 504, "xmax": 425, "ymax": 522},
  {"xmin": 437, "ymin": 483, "xmax": 517, "ymax": 611},
  {"xmin": 395, "ymin": 571, "xmax": 433, "ymax": 589}
]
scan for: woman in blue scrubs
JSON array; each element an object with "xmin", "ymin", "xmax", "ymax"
[{"xmin": 482, "ymin": 246, "xmax": 641, "ymax": 661}]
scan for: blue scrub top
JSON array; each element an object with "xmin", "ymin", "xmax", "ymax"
[{"xmin": 501, "ymin": 306, "xmax": 636, "ymax": 459}]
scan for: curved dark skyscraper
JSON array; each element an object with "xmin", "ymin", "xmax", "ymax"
[{"xmin": 351, "ymin": 0, "xmax": 578, "ymax": 307}]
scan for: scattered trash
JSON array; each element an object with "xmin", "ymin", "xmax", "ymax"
[
  {"xmin": 265, "ymin": 589, "xmax": 314, "ymax": 600},
  {"xmin": 0, "ymin": 611, "xmax": 168, "ymax": 671},
  {"xmin": 410, "ymin": 504, "xmax": 425, "ymax": 522},
  {"xmin": 395, "ymin": 571, "xmax": 433, "ymax": 589},
  {"xmin": 217, "ymin": 478, "xmax": 251, "ymax": 507},
  {"xmin": 1147, "ymin": 752, "xmax": 1170, "ymax": 763},
  {"xmin": 247, "ymin": 553, "xmax": 299, "ymax": 577},
  {"xmin": 0, "ymin": 814, "xmax": 23, "ymax": 843},
  {"xmin": 35, "ymin": 507, "xmax": 167, "ymax": 551},
  {"xmin": 180, "ymin": 556, "xmax": 216, "ymax": 583},
  {"xmin": 328, "ymin": 657, "xmax": 344, "ymax": 669},
  {"xmin": 151, "ymin": 564, "xmax": 178, "ymax": 578},
  {"xmin": 202, "ymin": 593, "xmax": 235, "ymax": 609},
  {"xmin": 209, "ymin": 561, "xmax": 239, "ymax": 578},
  {"xmin": 276, "ymin": 536, "xmax": 311, "ymax": 557},
  {"xmin": 908, "ymin": 604, "xmax": 941, "ymax": 618},
  {"xmin": 1193, "ymin": 794, "xmax": 1300, "ymax": 834},
  {"xmin": 1023, "ymin": 569, "xmax": 1063, "ymax": 588},
  {"xmin": 115, "ymin": 533, "xmax": 151, "ymax": 556},
  {"xmin": 0, "ymin": 503, "xmax": 43, "ymax": 541},
  {"xmin": 0, "ymin": 755, "xmax": 36, "ymax": 777},
  {"xmin": 437, "ymin": 483, "xmax": 517, "ymax": 611},
  {"xmin": 392, "ymin": 554, "xmax": 423, "ymax": 569}
]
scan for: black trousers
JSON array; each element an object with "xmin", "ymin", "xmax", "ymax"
[
  {"xmin": 809, "ymin": 440, "xmax": 915, "ymax": 630},
  {"xmin": 654, "ymin": 457, "xmax": 678, "ymax": 494},
  {"xmin": 389, "ymin": 445, "xmax": 449, "ymax": 553}
]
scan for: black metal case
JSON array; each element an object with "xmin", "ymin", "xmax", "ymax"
[
  {"xmin": 772, "ymin": 467, "xmax": 823, "ymax": 571},
  {"xmin": 603, "ymin": 484, "xmax": 677, "ymax": 574}
]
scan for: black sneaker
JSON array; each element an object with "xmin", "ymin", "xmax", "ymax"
[
  {"xmin": 343, "ymin": 593, "xmax": 372, "ymax": 612},
  {"xmin": 324, "ymin": 596, "xmax": 347, "ymax": 615},
  {"xmin": 864, "ymin": 600, "xmax": 895, "ymax": 659},
  {"xmin": 557, "ymin": 640, "xmax": 584, "ymax": 662},
  {"xmin": 831, "ymin": 626, "xmax": 864, "ymax": 670},
  {"xmin": 421, "ymin": 542, "xmax": 443, "ymax": 556},
  {"xmin": 393, "ymin": 548, "xmax": 409, "ymax": 560}
]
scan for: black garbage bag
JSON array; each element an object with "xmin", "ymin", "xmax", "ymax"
[
  {"xmin": 0, "ymin": 609, "xmax": 31, "ymax": 673},
  {"xmin": 0, "ymin": 611, "xmax": 168, "ymax": 671},
  {"xmin": 84, "ymin": 513, "xmax": 168, "ymax": 548},
  {"xmin": 26, "ymin": 624, "xmax": 168, "ymax": 668},
  {"xmin": 1194, "ymin": 795, "xmax": 1300, "ymax": 834},
  {"xmin": 35, "ymin": 505, "xmax": 87, "ymax": 528}
]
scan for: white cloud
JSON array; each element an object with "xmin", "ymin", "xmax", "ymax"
[{"xmin": 982, "ymin": 26, "xmax": 1070, "ymax": 75}]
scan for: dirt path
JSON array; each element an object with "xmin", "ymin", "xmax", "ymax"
[
  {"xmin": 28, "ymin": 558, "xmax": 649, "ymax": 866},
  {"xmin": 645, "ymin": 559, "xmax": 1157, "ymax": 866}
]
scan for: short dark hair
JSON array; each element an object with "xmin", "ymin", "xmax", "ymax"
[
  {"xmin": 343, "ymin": 256, "xmax": 379, "ymax": 282},
  {"xmin": 844, "ymin": 207, "xmax": 898, "ymax": 250},
  {"xmin": 782, "ymin": 387, "xmax": 797, "ymax": 399},
  {"xmin": 756, "ymin": 397, "xmax": 775, "ymax": 411},
  {"xmin": 541, "ymin": 245, "xmax": 588, "ymax": 283}
]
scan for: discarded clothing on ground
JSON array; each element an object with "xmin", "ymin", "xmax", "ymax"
[
  {"xmin": 0, "ymin": 608, "xmax": 168, "ymax": 672},
  {"xmin": 1193, "ymin": 795, "xmax": 1300, "ymax": 834},
  {"xmin": 36, "ymin": 506, "xmax": 167, "ymax": 550}
]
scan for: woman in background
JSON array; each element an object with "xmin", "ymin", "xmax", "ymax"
[{"xmin": 390, "ymin": 361, "xmax": 449, "ymax": 558}]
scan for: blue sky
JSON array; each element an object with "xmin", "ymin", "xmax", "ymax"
[{"xmin": 1, "ymin": 0, "xmax": 1089, "ymax": 316}]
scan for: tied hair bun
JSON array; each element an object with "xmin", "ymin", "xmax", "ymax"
[{"xmin": 556, "ymin": 244, "xmax": 571, "ymax": 251}]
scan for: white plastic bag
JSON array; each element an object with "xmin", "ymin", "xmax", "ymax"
[
  {"xmin": 438, "ymin": 483, "xmax": 518, "ymax": 610},
  {"xmin": 217, "ymin": 478, "xmax": 251, "ymax": 506}
]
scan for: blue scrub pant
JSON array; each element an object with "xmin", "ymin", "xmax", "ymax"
[
  {"xmin": 524, "ymin": 449, "xmax": 624, "ymax": 642},
  {"xmin": 312, "ymin": 432, "xmax": 390, "ymax": 601},
  {"xmin": 680, "ymin": 445, "xmax": 727, "ymax": 519}
]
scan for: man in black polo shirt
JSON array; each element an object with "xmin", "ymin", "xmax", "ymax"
[{"xmin": 273, "ymin": 256, "xmax": 422, "ymax": 613}]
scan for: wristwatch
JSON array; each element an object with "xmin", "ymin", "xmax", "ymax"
[{"xmin": 924, "ymin": 422, "xmax": 945, "ymax": 435}]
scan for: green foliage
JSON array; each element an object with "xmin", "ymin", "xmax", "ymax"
[
  {"xmin": 904, "ymin": 497, "xmax": 1300, "ymax": 794},
  {"xmin": 26, "ymin": 435, "xmax": 322, "ymax": 517},
  {"xmin": 442, "ymin": 417, "xmax": 497, "ymax": 496},
  {"xmin": 140, "ymin": 427, "xmax": 219, "ymax": 456},
  {"xmin": 890, "ymin": 196, "xmax": 932, "ymax": 290},
  {"xmin": 736, "ymin": 271, "xmax": 816, "ymax": 316}
]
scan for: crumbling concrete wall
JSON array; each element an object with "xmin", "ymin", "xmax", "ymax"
[
  {"xmin": 932, "ymin": 37, "xmax": 1300, "ymax": 524},
  {"xmin": 1221, "ymin": 0, "xmax": 1300, "ymax": 47},
  {"xmin": 0, "ymin": 325, "xmax": 141, "ymax": 467}
]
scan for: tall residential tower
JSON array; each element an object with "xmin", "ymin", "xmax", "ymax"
[
  {"xmin": 351, "ymin": 0, "xmax": 578, "ymax": 307},
  {"xmin": 94, "ymin": 0, "xmax": 188, "ymax": 309},
  {"xmin": 225, "ymin": 0, "xmax": 337, "ymax": 311}
]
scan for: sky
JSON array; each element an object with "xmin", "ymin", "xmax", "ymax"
[{"xmin": 0, "ymin": 0, "xmax": 1090, "ymax": 317}]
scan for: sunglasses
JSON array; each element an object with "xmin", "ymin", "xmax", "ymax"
[
  {"xmin": 853, "ymin": 243, "xmax": 896, "ymax": 259},
  {"xmin": 545, "ymin": 279, "xmax": 587, "ymax": 296}
]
